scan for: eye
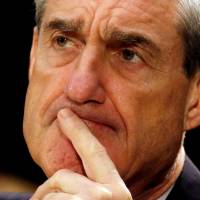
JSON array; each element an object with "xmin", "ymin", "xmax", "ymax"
[
  {"xmin": 54, "ymin": 35, "xmax": 74, "ymax": 48},
  {"xmin": 121, "ymin": 48, "xmax": 141, "ymax": 63}
]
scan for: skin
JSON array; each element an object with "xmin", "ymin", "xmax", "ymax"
[{"xmin": 23, "ymin": 0, "xmax": 200, "ymax": 199}]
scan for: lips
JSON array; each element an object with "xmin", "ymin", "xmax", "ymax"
[
  {"xmin": 42, "ymin": 95, "xmax": 122, "ymax": 134},
  {"xmin": 74, "ymin": 109, "xmax": 116, "ymax": 132}
]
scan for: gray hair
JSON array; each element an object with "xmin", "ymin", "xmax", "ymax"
[
  {"xmin": 34, "ymin": 0, "xmax": 200, "ymax": 78},
  {"xmin": 34, "ymin": 0, "xmax": 46, "ymax": 27}
]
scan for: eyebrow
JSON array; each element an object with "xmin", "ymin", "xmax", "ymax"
[
  {"xmin": 104, "ymin": 29, "xmax": 161, "ymax": 55},
  {"xmin": 42, "ymin": 18, "xmax": 161, "ymax": 56},
  {"xmin": 43, "ymin": 18, "xmax": 84, "ymax": 33}
]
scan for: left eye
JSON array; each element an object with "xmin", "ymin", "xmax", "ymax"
[{"xmin": 121, "ymin": 49, "xmax": 141, "ymax": 63}]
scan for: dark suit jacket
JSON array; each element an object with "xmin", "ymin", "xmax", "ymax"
[
  {"xmin": 167, "ymin": 156, "xmax": 200, "ymax": 200},
  {"xmin": 0, "ymin": 193, "xmax": 31, "ymax": 200},
  {"xmin": 0, "ymin": 156, "xmax": 199, "ymax": 200}
]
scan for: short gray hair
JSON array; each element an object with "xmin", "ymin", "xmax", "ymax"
[
  {"xmin": 34, "ymin": 0, "xmax": 200, "ymax": 78},
  {"xmin": 34, "ymin": 0, "xmax": 46, "ymax": 27}
]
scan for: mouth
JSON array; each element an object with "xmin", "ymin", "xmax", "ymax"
[
  {"xmin": 44, "ymin": 108, "xmax": 118, "ymax": 137},
  {"xmin": 42, "ymin": 95, "xmax": 123, "ymax": 135},
  {"xmin": 81, "ymin": 118, "xmax": 116, "ymax": 135},
  {"xmin": 43, "ymin": 107, "xmax": 117, "ymax": 135}
]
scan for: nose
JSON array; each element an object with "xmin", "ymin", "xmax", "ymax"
[{"xmin": 65, "ymin": 46, "xmax": 106, "ymax": 104}]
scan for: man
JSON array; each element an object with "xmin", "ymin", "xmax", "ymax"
[{"xmin": 1, "ymin": 0, "xmax": 200, "ymax": 199}]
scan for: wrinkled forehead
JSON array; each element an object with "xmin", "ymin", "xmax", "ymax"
[
  {"xmin": 42, "ymin": 0, "xmax": 179, "ymax": 35},
  {"xmin": 45, "ymin": 0, "xmax": 177, "ymax": 9},
  {"xmin": 43, "ymin": 0, "xmax": 178, "ymax": 23}
]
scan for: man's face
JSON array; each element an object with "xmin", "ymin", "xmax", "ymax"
[{"xmin": 24, "ymin": 0, "xmax": 190, "ymax": 182}]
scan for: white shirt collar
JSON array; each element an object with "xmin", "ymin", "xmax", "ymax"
[{"xmin": 157, "ymin": 185, "xmax": 174, "ymax": 200}]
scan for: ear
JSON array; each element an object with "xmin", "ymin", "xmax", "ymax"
[
  {"xmin": 29, "ymin": 27, "xmax": 39, "ymax": 80},
  {"xmin": 185, "ymin": 71, "xmax": 200, "ymax": 130}
]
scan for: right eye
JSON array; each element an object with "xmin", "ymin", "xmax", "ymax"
[{"xmin": 53, "ymin": 35, "xmax": 74, "ymax": 49}]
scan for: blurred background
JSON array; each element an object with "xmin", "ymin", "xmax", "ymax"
[{"xmin": 0, "ymin": 0, "xmax": 199, "ymax": 192}]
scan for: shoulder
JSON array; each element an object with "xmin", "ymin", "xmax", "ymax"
[
  {"xmin": 0, "ymin": 193, "xmax": 31, "ymax": 200},
  {"xmin": 167, "ymin": 156, "xmax": 200, "ymax": 200}
]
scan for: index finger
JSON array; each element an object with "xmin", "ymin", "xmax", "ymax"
[{"xmin": 57, "ymin": 108, "xmax": 122, "ymax": 184}]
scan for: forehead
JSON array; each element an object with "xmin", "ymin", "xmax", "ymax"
[
  {"xmin": 45, "ymin": 0, "xmax": 177, "ymax": 11},
  {"xmin": 43, "ymin": 0, "xmax": 179, "ymax": 39},
  {"xmin": 44, "ymin": 0, "xmax": 178, "ymax": 25},
  {"xmin": 42, "ymin": 0, "xmax": 180, "ymax": 51}
]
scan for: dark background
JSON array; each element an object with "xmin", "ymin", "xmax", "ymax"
[{"xmin": 0, "ymin": 1, "xmax": 199, "ymax": 185}]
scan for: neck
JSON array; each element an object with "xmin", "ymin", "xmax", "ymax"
[{"xmin": 128, "ymin": 147, "xmax": 185, "ymax": 200}]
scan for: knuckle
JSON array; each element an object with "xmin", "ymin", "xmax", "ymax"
[
  {"xmin": 43, "ymin": 193, "xmax": 57, "ymax": 200},
  {"xmin": 114, "ymin": 183, "xmax": 132, "ymax": 200},
  {"xmin": 94, "ymin": 186, "xmax": 112, "ymax": 200},
  {"xmin": 118, "ymin": 188, "xmax": 132, "ymax": 200},
  {"xmin": 36, "ymin": 184, "xmax": 44, "ymax": 192},
  {"xmin": 124, "ymin": 191, "xmax": 132, "ymax": 200},
  {"xmin": 72, "ymin": 196, "xmax": 82, "ymax": 200},
  {"xmin": 49, "ymin": 169, "xmax": 68, "ymax": 187},
  {"xmin": 34, "ymin": 183, "xmax": 48, "ymax": 195}
]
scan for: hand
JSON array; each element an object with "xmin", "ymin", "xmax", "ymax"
[{"xmin": 30, "ymin": 109, "xmax": 132, "ymax": 200}]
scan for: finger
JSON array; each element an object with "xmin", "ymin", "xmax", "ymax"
[
  {"xmin": 43, "ymin": 192, "xmax": 81, "ymax": 200},
  {"xmin": 57, "ymin": 108, "xmax": 122, "ymax": 183},
  {"xmin": 30, "ymin": 169, "xmax": 112, "ymax": 200}
]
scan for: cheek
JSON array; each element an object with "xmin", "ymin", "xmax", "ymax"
[
  {"xmin": 107, "ymin": 76, "xmax": 188, "ymax": 177},
  {"xmin": 39, "ymin": 121, "xmax": 84, "ymax": 177},
  {"xmin": 23, "ymin": 66, "xmax": 71, "ymax": 141},
  {"xmin": 24, "ymin": 72, "xmax": 84, "ymax": 177},
  {"xmin": 120, "ymin": 85, "xmax": 185, "ymax": 147}
]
